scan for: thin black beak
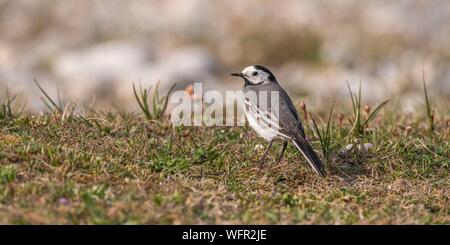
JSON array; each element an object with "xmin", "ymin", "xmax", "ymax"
[{"xmin": 230, "ymin": 72, "xmax": 244, "ymax": 78}]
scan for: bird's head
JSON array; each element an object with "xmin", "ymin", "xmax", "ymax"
[{"xmin": 230, "ymin": 65, "xmax": 277, "ymax": 86}]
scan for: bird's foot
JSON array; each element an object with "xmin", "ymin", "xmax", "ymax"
[
  {"xmin": 275, "ymin": 156, "xmax": 283, "ymax": 164},
  {"xmin": 258, "ymin": 158, "xmax": 267, "ymax": 169}
]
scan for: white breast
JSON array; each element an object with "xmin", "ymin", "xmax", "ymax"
[{"xmin": 243, "ymin": 98, "xmax": 289, "ymax": 142}]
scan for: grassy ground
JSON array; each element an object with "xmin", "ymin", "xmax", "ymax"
[{"xmin": 0, "ymin": 101, "xmax": 448, "ymax": 224}]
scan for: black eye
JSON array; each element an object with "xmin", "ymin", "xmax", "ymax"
[{"xmin": 252, "ymin": 71, "xmax": 258, "ymax": 76}]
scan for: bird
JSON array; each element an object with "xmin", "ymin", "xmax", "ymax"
[{"xmin": 231, "ymin": 65, "xmax": 325, "ymax": 177}]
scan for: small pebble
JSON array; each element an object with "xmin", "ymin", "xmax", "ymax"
[
  {"xmin": 341, "ymin": 143, "xmax": 374, "ymax": 153},
  {"xmin": 254, "ymin": 144, "xmax": 264, "ymax": 151}
]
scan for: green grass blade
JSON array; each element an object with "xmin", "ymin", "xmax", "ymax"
[
  {"xmin": 34, "ymin": 79, "xmax": 63, "ymax": 113},
  {"xmin": 422, "ymin": 70, "xmax": 434, "ymax": 132},
  {"xmin": 310, "ymin": 113, "xmax": 325, "ymax": 156},
  {"xmin": 346, "ymin": 82, "xmax": 357, "ymax": 116},
  {"xmin": 159, "ymin": 83, "xmax": 177, "ymax": 119},
  {"xmin": 361, "ymin": 100, "xmax": 389, "ymax": 128},
  {"xmin": 152, "ymin": 81, "xmax": 161, "ymax": 118},
  {"xmin": 422, "ymin": 71, "xmax": 431, "ymax": 116},
  {"xmin": 325, "ymin": 101, "xmax": 335, "ymax": 142},
  {"xmin": 132, "ymin": 83, "xmax": 151, "ymax": 119}
]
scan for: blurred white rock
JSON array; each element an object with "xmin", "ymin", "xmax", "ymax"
[
  {"xmin": 0, "ymin": 0, "xmax": 449, "ymax": 110},
  {"xmin": 53, "ymin": 41, "xmax": 148, "ymax": 82},
  {"xmin": 50, "ymin": 41, "xmax": 221, "ymax": 109},
  {"xmin": 341, "ymin": 143, "xmax": 374, "ymax": 154}
]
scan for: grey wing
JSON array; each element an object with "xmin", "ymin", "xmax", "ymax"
[
  {"xmin": 244, "ymin": 84, "xmax": 306, "ymax": 139},
  {"xmin": 277, "ymin": 88, "xmax": 306, "ymax": 138},
  {"xmin": 244, "ymin": 98, "xmax": 293, "ymax": 139}
]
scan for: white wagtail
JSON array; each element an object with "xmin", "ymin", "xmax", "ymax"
[{"xmin": 231, "ymin": 65, "xmax": 325, "ymax": 177}]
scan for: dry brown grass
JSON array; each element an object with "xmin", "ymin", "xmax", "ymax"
[{"xmin": 0, "ymin": 108, "xmax": 448, "ymax": 224}]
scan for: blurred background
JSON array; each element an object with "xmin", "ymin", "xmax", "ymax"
[{"xmin": 0, "ymin": 0, "xmax": 449, "ymax": 112}]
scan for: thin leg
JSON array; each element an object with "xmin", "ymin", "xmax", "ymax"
[
  {"xmin": 258, "ymin": 140, "xmax": 273, "ymax": 168},
  {"xmin": 276, "ymin": 141, "xmax": 288, "ymax": 163}
]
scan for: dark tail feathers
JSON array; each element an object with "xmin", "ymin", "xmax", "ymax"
[{"xmin": 291, "ymin": 138, "xmax": 325, "ymax": 177}]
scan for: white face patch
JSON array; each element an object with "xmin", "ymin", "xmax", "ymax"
[{"xmin": 241, "ymin": 66, "xmax": 271, "ymax": 85}]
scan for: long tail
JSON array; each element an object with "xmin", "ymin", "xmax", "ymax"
[{"xmin": 291, "ymin": 137, "xmax": 325, "ymax": 177}]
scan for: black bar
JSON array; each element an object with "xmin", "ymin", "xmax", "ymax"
[{"xmin": 0, "ymin": 225, "xmax": 448, "ymax": 243}]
